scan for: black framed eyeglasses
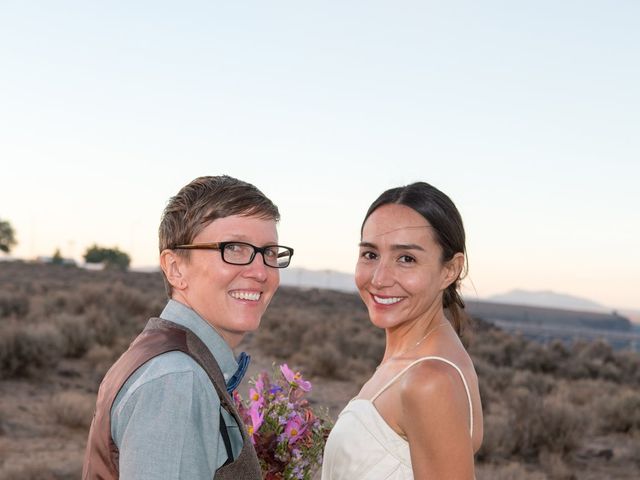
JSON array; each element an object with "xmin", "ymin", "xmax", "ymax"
[{"xmin": 173, "ymin": 241, "xmax": 294, "ymax": 268}]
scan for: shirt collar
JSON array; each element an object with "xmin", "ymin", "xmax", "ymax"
[{"xmin": 159, "ymin": 299, "xmax": 240, "ymax": 384}]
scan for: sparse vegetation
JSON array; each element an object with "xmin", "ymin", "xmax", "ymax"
[
  {"xmin": 0, "ymin": 218, "xmax": 17, "ymax": 254},
  {"xmin": 0, "ymin": 261, "xmax": 639, "ymax": 479},
  {"xmin": 50, "ymin": 392, "xmax": 95, "ymax": 430}
]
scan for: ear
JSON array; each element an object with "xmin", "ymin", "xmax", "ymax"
[
  {"xmin": 441, "ymin": 252, "xmax": 465, "ymax": 290},
  {"xmin": 160, "ymin": 249, "xmax": 188, "ymax": 292}
]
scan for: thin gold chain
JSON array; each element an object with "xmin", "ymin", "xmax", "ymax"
[{"xmin": 376, "ymin": 321, "xmax": 450, "ymax": 370}]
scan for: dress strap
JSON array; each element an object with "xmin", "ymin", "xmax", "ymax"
[{"xmin": 370, "ymin": 356, "xmax": 474, "ymax": 436}]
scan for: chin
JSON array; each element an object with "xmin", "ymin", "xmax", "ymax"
[
  {"xmin": 236, "ymin": 316, "xmax": 263, "ymax": 333},
  {"xmin": 366, "ymin": 308, "xmax": 404, "ymax": 330}
]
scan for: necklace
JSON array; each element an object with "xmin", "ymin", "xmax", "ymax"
[{"xmin": 376, "ymin": 321, "xmax": 450, "ymax": 370}]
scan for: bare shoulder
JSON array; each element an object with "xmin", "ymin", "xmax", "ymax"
[
  {"xmin": 396, "ymin": 358, "xmax": 474, "ymax": 438},
  {"xmin": 398, "ymin": 356, "xmax": 483, "ymax": 454},
  {"xmin": 396, "ymin": 359, "xmax": 477, "ymax": 478},
  {"xmin": 399, "ymin": 359, "xmax": 466, "ymax": 406}
]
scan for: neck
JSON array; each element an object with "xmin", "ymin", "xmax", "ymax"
[
  {"xmin": 382, "ymin": 304, "xmax": 447, "ymax": 361},
  {"xmin": 170, "ymin": 294, "xmax": 243, "ymax": 349}
]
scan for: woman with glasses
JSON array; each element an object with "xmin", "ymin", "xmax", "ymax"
[
  {"xmin": 84, "ymin": 175, "xmax": 293, "ymax": 480},
  {"xmin": 322, "ymin": 182, "xmax": 483, "ymax": 480}
]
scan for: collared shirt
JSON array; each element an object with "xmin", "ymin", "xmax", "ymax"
[{"xmin": 111, "ymin": 300, "xmax": 244, "ymax": 480}]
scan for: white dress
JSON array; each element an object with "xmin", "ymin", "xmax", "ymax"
[{"xmin": 321, "ymin": 357, "xmax": 474, "ymax": 480}]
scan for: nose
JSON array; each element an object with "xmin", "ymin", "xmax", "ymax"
[
  {"xmin": 242, "ymin": 253, "xmax": 269, "ymax": 282},
  {"xmin": 371, "ymin": 261, "xmax": 394, "ymax": 288}
]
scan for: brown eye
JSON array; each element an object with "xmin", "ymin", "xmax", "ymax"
[{"xmin": 361, "ymin": 251, "xmax": 377, "ymax": 260}]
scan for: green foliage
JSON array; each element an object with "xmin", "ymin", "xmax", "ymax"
[
  {"xmin": 0, "ymin": 218, "xmax": 17, "ymax": 253},
  {"xmin": 52, "ymin": 248, "xmax": 64, "ymax": 265},
  {"xmin": 83, "ymin": 244, "xmax": 131, "ymax": 270}
]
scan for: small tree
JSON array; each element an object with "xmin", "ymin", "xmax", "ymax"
[
  {"xmin": 83, "ymin": 244, "xmax": 131, "ymax": 270},
  {"xmin": 52, "ymin": 248, "xmax": 64, "ymax": 265},
  {"xmin": 0, "ymin": 218, "xmax": 17, "ymax": 253}
]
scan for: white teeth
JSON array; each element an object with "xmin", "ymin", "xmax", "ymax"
[
  {"xmin": 373, "ymin": 295, "xmax": 403, "ymax": 305},
  {"xmin": 230, "ymin": 291, "xmax": 261, "ymax": 301}
]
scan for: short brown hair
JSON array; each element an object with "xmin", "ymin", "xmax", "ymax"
[{"xmin": 159, "ymin": 175, "xmax": 280, "ymax": 296}]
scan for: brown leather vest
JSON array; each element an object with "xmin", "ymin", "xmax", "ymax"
[{"xmin": 82, "ymin": 318, "xmax": 262, "ymax": 480}]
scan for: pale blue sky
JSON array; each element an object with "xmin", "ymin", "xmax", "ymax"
[{"xmin": 1, "ymin": 1, "xmax": 639, "ymax": 309}]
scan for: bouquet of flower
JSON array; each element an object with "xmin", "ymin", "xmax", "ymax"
[{"xmin": 234, "ymin": 364, "xmax": 333, "ymax": 480}]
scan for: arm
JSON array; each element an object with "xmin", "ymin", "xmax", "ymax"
[
  {"xmin": 111, "ymin": 361, "xmax": 227, "ymax": 480},
  {"xmin": 399, "ymin": 361, "xmax": 475, "ymax": 480}
]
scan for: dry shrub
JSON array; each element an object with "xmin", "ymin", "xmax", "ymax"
[
  {"xmin": 85, "ymin": 344, "xmax": 116, "ymax": 371},
  {"xmin": 49, "ymin": 391, "xmax": 95, "ymax": 429},
  {"xmin": 473, "ymin": 358, "xmax": 514, "ymax": 412},
  {"xmin": 612, "ymin": 350, "xmax": 640, "ymax": 385},
  {"xmin": 477, "ymin": 462, "xmax": 547, "ymax": 480},
  {"xmin": 477, "ymin": 410, "xmax": 513, "ymax": 461},
  {"xmin": 0, "ymin": 263, "xmax": 163, "ymax": 380},
  {"xmin": 0, "ymin": 322, "xmax": 65, "ymax": 379},
  {"xmin": 294, "ymin": 342, "xmax": 343, "ymax": 379},
  {"xmin": 0, "ymin": 292, "xmax": 29, "ymax": 318},
  {"xmin": 566, "ymin": 340, "xmax": 621, "ymax": 382},
  {"xmin": 259, "ymin": 310, "xmax": 310, "ymax": 358},
  {"xmin": 0, "ymin": 462, "xmax": 59, "ymax": 480},
  {"xmin": 52, "ymin": 313, "xmax": 94, "ymax": 358},
  {"xmin": 595, "ymin": 388, "xmax": 640, "ymax": 434},
  {"xmin": 512, "ymin": 342, "xmax": 558, "ymax": 374},
  {"xmin": 629, "ymin": 433, "xmax": 640, "ymax": 468},
  {"xmin": 42, "ymin": 290, "xmax": 85, "ymax": 317},
  {"xmin": 0, "ymin": 407, "xmax": 6, "ymax": 436},
  {"xmin": 511, "ymin": 370, "xmax": 555, "ymax": 397},
  {"xmin": 492, "ymin": 388, "xmax": 584, "ymax": 460},
  {"xmin": 85, "ymin": 343, "xmax": 127, "ymax": 387},
  {"xmin": 562, "ymin": 378, "xmax": 602, "ymax": 407},
  {"xmin": 469, "ymin": 330, "xmax": 527, "ymax": 367},
  {"xmin": 110, "ymin": 282, "xmax": 156, "ymax": 319},
  {"xmin": 85, "ymin": 305, "xmax": 119, "ymax": 347},
  {"xmin": 0, "ymin": 460, "xmax": 81, "ymax": 480},
  {"xmin": 539, "ymin": 451, "xmax": 575, "ymax": 480}
]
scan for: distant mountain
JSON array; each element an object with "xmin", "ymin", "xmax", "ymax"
[
  {"xmin": 486, "ymin": 289, "xmax": 608, "ymax": 313},
  {"xmin": 279, "ymin": 267, "xmax": 356, "ymax": 292},
  {"xmin": 619, "ymin": 309, "xmax": 640, "ymax": 325},
  {"xmin": 278, "ymin": 271, "xmax": 640, "ymax": 325}
]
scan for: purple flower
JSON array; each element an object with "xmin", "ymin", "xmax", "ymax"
[
  {"xmin": 269, "ymin": 385, "xmax": 283, "ymax": 395},
  {"xmin": 280, "ymin": 363, "xmax": 312, "ymax": 392}
]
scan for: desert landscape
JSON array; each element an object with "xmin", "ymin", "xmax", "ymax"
[{"xmin": 1, "ymin": 261, "xmax": 639, "ymax": 479}]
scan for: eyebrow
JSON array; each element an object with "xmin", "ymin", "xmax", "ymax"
[{"xmin": 359, "ymin": 241, "xmax": 425, "ymax": 252}]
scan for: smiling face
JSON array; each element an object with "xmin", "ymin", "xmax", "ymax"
[
  {"xmin": 165, "ymin": 214, "xmax": 280, "ymax": 346},
  {"xmin": 355, "ymin": 203, "xmax": 459, "ymax": 331}
]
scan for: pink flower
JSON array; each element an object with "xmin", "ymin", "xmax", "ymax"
[
  {"xmin": 249, "ymin": 387, "xmax": 264, "ymax": 407},
  {"xmin": 255, "ymin": 372, "xmax": 267, "ymax": 394},
  {"xmin": 233, "ymin": 364, "xmax": 333, "ymax": 478},
  {"xmin": 284, "ymin": 414, "xmax": 306, "ymax": 444},
  {"xmin": 247, "ymin": 403, "xmax": 264, "ymax": 444},
  {"xmin": 280, "ymin": 363, "xmax": 312, "ymax": 392}
]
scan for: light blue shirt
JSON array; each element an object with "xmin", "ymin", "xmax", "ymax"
[{"xmin": 111, "ymin": 300, "xmax": 244, "ymax": 480}]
